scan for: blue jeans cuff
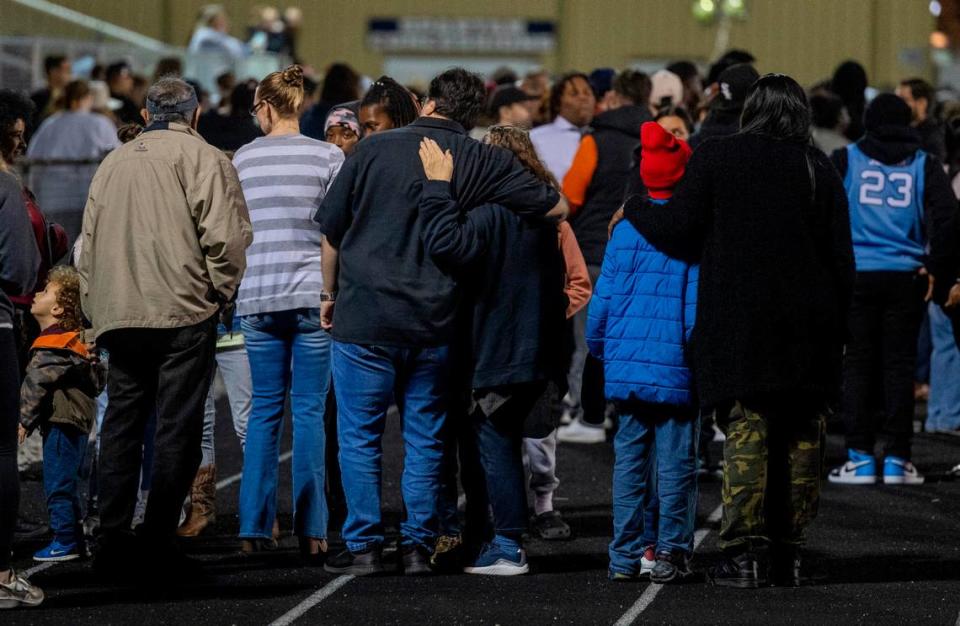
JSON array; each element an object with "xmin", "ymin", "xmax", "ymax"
[{"xmin": 346, "ymin": 540, "xmax": 378, "ymax": 553}]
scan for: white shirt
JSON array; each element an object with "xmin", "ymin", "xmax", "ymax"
[{"xmin": 530, "ymin": 115, "xmax": 584, "ymax": 183}]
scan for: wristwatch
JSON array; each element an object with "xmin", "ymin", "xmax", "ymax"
[{"xmin": 320, "ymin": 291, "xmax": 337, "ymax": 303}]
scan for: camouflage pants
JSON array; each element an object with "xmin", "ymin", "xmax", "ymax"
[{"xmin": 716, "ymin": 401, "xmax": 826, "ymax": 553}]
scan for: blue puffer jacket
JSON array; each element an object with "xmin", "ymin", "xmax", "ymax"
[{"xmin": 586, "ymin": 214, "xmax": 698, "ymax": 408}]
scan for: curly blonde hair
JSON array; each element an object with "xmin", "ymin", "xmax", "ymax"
[
  {"xmin": 46, "ymin": 266, "xmax": 84, "ymax": 332},
  {"xmin": 483, "ymin": 125, "xmax": 559, "ymax": 190}
]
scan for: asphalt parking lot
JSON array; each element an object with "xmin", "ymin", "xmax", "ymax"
[{"xmin": 6, "ymin": 395, "xmax": 960, "ymax": 626}]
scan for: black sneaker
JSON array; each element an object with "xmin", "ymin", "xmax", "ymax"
[
  {"xmin": 708, "ymin": 552, "xmax": 768, "ymax": 589},
  {"xmin": 650, "ymin": 551, "xmax": 694, "ymax": 584},
  {"xmin": 324, "ymin": 546, "xmax": 385, "ymax": 576},
  {"xmin": 401, "ymin": 544, "xmax": 433, "ymax": 576},
  {"xmin": 530, "ymin": 511, "xmax": 572, "ymax": 541},
  {"xmin": 14, "ymin": 515, "xmax": 50, "ymax": 542}
]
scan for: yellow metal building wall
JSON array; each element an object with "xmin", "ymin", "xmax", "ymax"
[{"xmin": 0, "ymin": 0, "xmax": 936, "ymax": 86}]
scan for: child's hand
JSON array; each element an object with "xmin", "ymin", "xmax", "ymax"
[
  {"xmin": 18, "ymin": 425, "xmax": 28, "ymax": 445},
  {"xmin": 419, "ymin": 138, "xmax": 454, "ymax": 182}
]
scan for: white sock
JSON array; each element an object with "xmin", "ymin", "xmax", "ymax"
[{"xmin": 534, "ymin": 492, "xmax": 553, "ymax": 516}]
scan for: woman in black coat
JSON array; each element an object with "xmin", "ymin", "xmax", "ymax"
[{"xmin": 622, "ymin": 74, "xmax": 855, "ymax": 588}]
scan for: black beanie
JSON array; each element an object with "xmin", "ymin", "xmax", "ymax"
[{"xmin": 864, "ymin": 93, "xmax": 911, "ymax": 133}]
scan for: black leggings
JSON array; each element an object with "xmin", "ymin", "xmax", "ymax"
[{"xmin": 0, "ymin": 328, "xmax": 20, "ymax": 571}]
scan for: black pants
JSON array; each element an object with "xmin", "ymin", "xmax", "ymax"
[
  {"xmin": 97, "ymin": 317, "xmax": 216, "ymax": 552},
  {"xmin": 12, "ymin": 304, "xmax": 39, "ymax": 379},
  {"xmin": 842, "ymin": 271, "xmax": 927, "ymax": 459},
  {"xmin": 0, "ymin": 329, "xmax": 20, "ymax": 571}
]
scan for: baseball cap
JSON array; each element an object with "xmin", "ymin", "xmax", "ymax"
[
  {"xmin": 489, "ymin": 86, "xmax": 538, "ymax": 115},
  {"xmin": 715, "ymin": 63, "xmax": 760, "ymax": 111}
]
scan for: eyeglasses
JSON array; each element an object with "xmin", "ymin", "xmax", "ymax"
[{"xmin": 249, "ymin": 100, "xmax": 270, "ymax": 117}]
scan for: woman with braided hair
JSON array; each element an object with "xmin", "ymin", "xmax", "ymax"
[{"xmin": 359, "ymin": 75, "xmax": 419, "ymax": 135}]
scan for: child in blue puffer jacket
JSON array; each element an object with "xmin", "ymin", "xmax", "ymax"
[{"xmin": 587, "ymin": 121, "xmax": 699, "ymax": 584}]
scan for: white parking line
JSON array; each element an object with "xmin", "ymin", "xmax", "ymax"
[
  {"xmin": 268, "ymin": 575, "xmax": 356, "ymax": 626},
  {"xmin": 216, "ymin": 451, "xmax": 293, "ymax": 490},
  {"xmin": 23, "ymin": 561, "xmax": 58, "ymax": 578},
  {"xmin": 613, "ymin": 503, "xmax": 724, "ymax": 626},
  {"xmin": 20, "ymin": 451, "xmax": 294, "ymax": 579}
]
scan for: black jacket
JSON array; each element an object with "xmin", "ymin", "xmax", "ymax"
[
  {"xmin": 570, "ymin": 105, "xmax": 650, "ymax": 266},
  {"xmin": 689, "ymin": 109, "xmax": 741, "ymax": 150},
  {"xmin": 624, "ymin": 133, "xmax": 856, "ymax": 408},
  {"xmin": 418, "ymin": 181, "xmax": 567, "ymax": 389},
  {"xmin": 830, "ymin": 126, "xmax": 960, "ymax": 302},
  {"xmin": 198, "ymin": 111, "xmax": 262, "ymax": 152},
  {"xmin": 916, "ymin": 118, "xmax": 948, "ymax": 163},
  {"xmin": 315, "ymin": 117, "xmax": 560, "ymax": 348}
]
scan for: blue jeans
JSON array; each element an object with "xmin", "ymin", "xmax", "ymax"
[
  {"xmin": 332, "ymin": 341, "xmax": 449, "ymax": 552},
  {"xmin": 43, "ymin": 424, "xmax": 88, "ymax": 545},
  {"xmin": 202, "ymin": 344, "xmax": 253, "ymax": 465},
  {"xmin": 610, "ymin": 405, "xmax": 698, "ymax": 574},
  {"xmin": 928, "ymin": 303, "xmax": 960, "ymax": 431},
  {"xmin": 239, "ymin": 309, "xmax": 330, "ymax": 539}
]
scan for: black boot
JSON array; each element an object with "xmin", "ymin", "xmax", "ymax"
[
  {"xmin": 323, "ymin": 545, "xmax": 384, "ymax": 576},
  {"xmin": 401, "ymin": 544, "xmax": 433, "ymax": 576},
  {"xmin": 771, "ymin": 545, "xmax": 804, "ymax": 587},
  {"xmin": 708, "ymin": 551, "xmax": 769, "ymax": 588}
]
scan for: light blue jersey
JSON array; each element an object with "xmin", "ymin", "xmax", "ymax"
[{"xmin": 844, "ymin": 144, "xmax": 926, "ymax": 272}]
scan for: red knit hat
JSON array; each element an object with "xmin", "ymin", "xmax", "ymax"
[{"xmin": 640, "ymin": 121, "xmax": 692, "ymax": 199}]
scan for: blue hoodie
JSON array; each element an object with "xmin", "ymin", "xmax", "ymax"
[{"xmin": 586, "ymin": 203, "xmax": 698, "ymax": 408}]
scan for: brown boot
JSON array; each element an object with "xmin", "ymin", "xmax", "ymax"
[{"xmin": 177, "ymin": 465, "xmax": 216, "ymax": 537}]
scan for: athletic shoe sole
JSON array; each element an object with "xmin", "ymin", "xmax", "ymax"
[
  {"xmin": 464, "ymin": 561, "xmax": 530, "ymax": 576},
  {"xmin": 0, "ymin": 596, "xmax": 44, "ymax": 609},
  {"xmin": 32, "ymin": 552, "xmax": 80, "ymax": 563},
  {"xmin": 651, "ymin": 569, "xmax": 694, "ymax": 584},
  {"xmin": 827, "ymin": 474, "xmax": 877, "ymax": 485},
  {"xmin": 557, "ymin": 433, "xmax": 606, "ymax": 444},
  {"xmin": 708, "ymin": 575, "xmax": 766, "ymax": 589},
  {"xmin": 882, "ymin": 475, "xmax": 925, "ymax": 485}
]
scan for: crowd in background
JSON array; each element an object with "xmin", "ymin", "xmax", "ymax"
[{"xmin": 2, "ymin": 17, "xmax": 960, "ymax": 610}]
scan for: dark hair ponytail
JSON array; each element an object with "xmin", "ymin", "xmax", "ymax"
[{"xmin": 739, "ymin": 73, "xmax": 811, "ymax": 144}]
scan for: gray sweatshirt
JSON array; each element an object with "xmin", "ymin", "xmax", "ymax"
[{"xmin": 0, "ymin": 171, "xmax": 40, "ymax": 329}]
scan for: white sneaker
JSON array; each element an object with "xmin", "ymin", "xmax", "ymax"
[
  {"xmin": 557, "ymin": 419, "xmax": 606, "ymax": 444},
  {"xmin": 828, "ymin": 449, "xmax": 877, "ymax": 485},
  {"xmin": 0, "ymin": 570, "xmax": 44, "ymax": 609},
  {"xmin": 640, "ymin": 546, "xmax": 656, "ymax": 577},
  {"xmin": 560, "ymin": 407, "xmax": 574, "ymax": 426},
  {"xmin": 883, "ymin": 456, "xmax": 925, "ymax": 485}
]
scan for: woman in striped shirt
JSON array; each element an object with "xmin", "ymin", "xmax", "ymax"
[{"xmin": 233, "ymin": 65, "xmax": 344, "ymax": 562}]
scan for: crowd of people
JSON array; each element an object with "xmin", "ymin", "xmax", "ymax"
[{"xmin": 1, "ymin": 42, "xmax": 960, "ymax": 610}]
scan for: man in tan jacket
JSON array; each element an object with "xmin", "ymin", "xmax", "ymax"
[{"xmin": 77, "ymin": 76, "xmax": 252, "ymax": 578}]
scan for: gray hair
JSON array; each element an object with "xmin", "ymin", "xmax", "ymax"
[{"xmin": 146, "ymin": 76, "xmax": 198, "ymax": 125}]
